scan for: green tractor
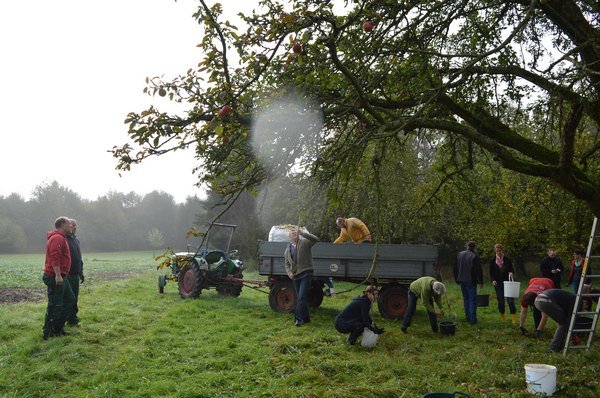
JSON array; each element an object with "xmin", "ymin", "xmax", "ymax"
[{"xmin": 157, "ymin": 223, "xmax": 246, "ymax": 298}]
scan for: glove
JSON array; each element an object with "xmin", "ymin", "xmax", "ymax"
[
  {"xmin": 368, "ymin": 325, "xmax": 385, "ymax": 335},
  {"xmin": 533, "ymin": 330, "xmax": 542, "ymax": 338},
  {"xmin": 519, "ymin": 326, "xmax": 528, "ymax": 336},
  {"xmin": 79, "ymin": 273, "xmax": 85, "ymax": 284}
]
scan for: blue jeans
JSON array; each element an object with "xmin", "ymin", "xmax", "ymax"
[
  {"xmin": 293, "ymin": 271, "xmax": 313, "ymax": 323},
  {"xmin": 572, "ymin": 279, "xmax": 580, "ymax": 295},
  {"xmin": 460, "ymin": 282, "xmax": 478, "ymax": 323},
  {"xmin": 403, "ymin": 291, "xmax": 438, "ymax": 332}
]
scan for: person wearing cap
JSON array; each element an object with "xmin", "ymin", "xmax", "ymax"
[
  {"xmin": 335, "ymin": 285, "xmax": 384, "ymax": 345},
  {"xmin": 488, "ymin": 243, "xmax": 517, "ymax": 323},
  {"xmin": 518, "ymin": 277, "xmax": 555, "ymax": 337},
  {"xmin": 334, "ymin": 217, "xmax": 371, "ymax": 244},
  {"xmin": 284, "ymin": 226, "xmax": 319, "ymax": 327},
  {"xmin": 454, "ymin": 241, "xmax": 483, "ymax": 325},
  {"xmin": 534, "ymin": 289, "xmax": 577, "ymax": 352},
  {"xmin": 401, "ymin": 276, "xmax": 446, "ymax": 334}
]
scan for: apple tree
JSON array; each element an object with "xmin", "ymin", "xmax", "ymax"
[{"xmin": 113, "ymin": 0, "xmax": 600, "ymax": 217}]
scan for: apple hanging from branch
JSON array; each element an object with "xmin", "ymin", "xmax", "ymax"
[
  {"xmin": 363, "ymin": 21, "xmax": 374, "ymax": 32},
  {"xmin": 218, "ymin": 105, "xmax": 232, "ymax": 118}
]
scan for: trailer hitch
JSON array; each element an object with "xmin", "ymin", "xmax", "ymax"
[{"xmin": 223, "ymin": 274, "xmax": 268, "ymax": 288}]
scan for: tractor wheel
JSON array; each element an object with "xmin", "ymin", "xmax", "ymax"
[
  {"xmin": 269, "ymin": 279, "xmax": 296, "ymax": 313},
  {"xmin": 308, "ymin": 282, "xmax": 324, "ymax": 309},
  {"xmin": 178, "ymin": 262, "xmax": 205, "ymax": 299},
  {"xmin": 216, "ymin": 272, "xmax": 243, "ymax": 297},
  {"xmin": 377, "ymin": 285, "xmax": 408, "ymax": 319}
]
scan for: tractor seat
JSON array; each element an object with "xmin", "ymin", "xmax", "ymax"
[{"xmin": 203, "ymin": 250, "xmax": 228, "ymax": 265}]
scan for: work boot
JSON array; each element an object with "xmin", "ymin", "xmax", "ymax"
[
  {"xmin": 347, "ymin": 331, "xmax": 360, "ymax": 345},
  {"xmin": 511, "ymin": 314, "xmax": 517, "ymax": 325},
  {"xmin": 501, "ymin": 313, "xmax": 506, "ymax": 322}
]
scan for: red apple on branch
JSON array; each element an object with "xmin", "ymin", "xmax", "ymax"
[
  {"xmin": 292, "ymin": 42, "xmax": 302, "ymax": 53},
  {"xmin": 218, "ymin": 105, "xmax": 232, "ymax": 118},
  {"xmin": 363, "ymin": 21, "xmax": 374, "ymax": 32}
]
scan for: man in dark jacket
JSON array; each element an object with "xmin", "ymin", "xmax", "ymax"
[
  {"xmin": 66, "ymin": 218, "xmax": 84, "ymax": 327},
  {"xmin": 539, "ymin": 248, "xmax": 564, "ymax": 289},
  {"xmin": 42, "ymin": 216, "xmax": 75, "ymax": 339},
  {"xmin": 335, "ymin": 285, "xmax": 384, "ymax": 345},
  {"xmin": 454, "ymin": 241, "xmax": 483, "ymax": 324},
  {"xmin": 284, "ymin": 227, "xmax": 318, "ymax": 326}
]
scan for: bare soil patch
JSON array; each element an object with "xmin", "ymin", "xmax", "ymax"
[
  {"xmin": 0, "ymin": 288, "xmax": 46, "ymax": 304},
  {"xmin": 0, "ymin": 271, "xmax": 140, "ymax": 304}
]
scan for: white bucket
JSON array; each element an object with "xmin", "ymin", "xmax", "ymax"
[
  {"xmin": 524, "ymin": 364, "xmax": 557, "ymax": 396},
  {"xmin": 504, "ymin": 275, "xmax": 521, "ymax": 298},
  {"xmin": 361, "ymin": 327, "xmax": 379, "ymax": 347}
]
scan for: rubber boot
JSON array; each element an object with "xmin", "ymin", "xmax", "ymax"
[
  {"xmin": 511, "ymin": 314, "xmax": 516, "ymax": 325},
  {"xmin": 501, "ymin": 313, "xmax": 506, "ymax": 322}
]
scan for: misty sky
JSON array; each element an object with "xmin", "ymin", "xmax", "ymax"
[{"xmin": 0, "ymin": 0, "xmax": 208, "ymax": 203}]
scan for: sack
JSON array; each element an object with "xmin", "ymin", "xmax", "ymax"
[
  {"xmin": 268, "ymin": 225, "xmax": 310, "ymax": 242},
  {"xmin": 361, "ymin": 327, "xmax": 379, "ymax": 347}
]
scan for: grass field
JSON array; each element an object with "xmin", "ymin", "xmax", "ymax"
[{"xmin": 0, "ymin": 252, "xmax": 598, "ymax": 397}]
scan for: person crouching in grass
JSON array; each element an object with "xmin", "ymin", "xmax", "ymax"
[{"xmin": 335, "ymin": 285, "xmax": 384, "ymax": 345}]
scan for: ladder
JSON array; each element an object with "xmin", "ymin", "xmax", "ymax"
[{"xmin": 563, "ymin": 217, "xmax": 599, "ymax": 355}]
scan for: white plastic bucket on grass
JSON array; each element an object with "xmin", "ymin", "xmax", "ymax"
[
  {"xmin": 361, "ymin": 327, "xmax": 379, "ymax": 347},
  {"xmin": 524, "ymin": 364, "xmax": 557, "ymax": 396},
  {"xmin": 504, "ymin": 275, "xmax": 521, "ymax": 298}
]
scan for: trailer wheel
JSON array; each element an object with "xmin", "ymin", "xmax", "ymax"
[
  {"xmin": 378, "ymin": 285, "xmax": 408, "ymax": 319},
  {"xmin": 308, "ymin": 283, "xmax": 324, "ymax": 309},
  {"xmin": 178, "ymin": 262, "xmax": 205, "ymax": 299},
  {"xmin": 217, "ymin": 272, "xmax": 243, "ymax": 297},
  {"xmin": 269, "ymin": 280, "xmax": 296, "ymax": 313}
]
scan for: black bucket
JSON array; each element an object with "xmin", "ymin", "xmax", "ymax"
[
  {"xmin": 476, "ymin": 294, "xmax": 489, "ymax": 307},
  {"xmin": 439, "ymin": 321, "xmax": 456, "ymax": 336}
]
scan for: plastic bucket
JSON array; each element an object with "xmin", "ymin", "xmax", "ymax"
[
  {"xmin": 524, "ymin": 364, "xmax": 557, "ymax": 396},
  {"xmin": 439, "ymin": 321, "xmax": 456, "ymax": 336},
  {"xmin": 504, "ymin": 275, "xmax": 520, "ymax": 298},
  {"xmin": 361, "ymin": 327, "xmax": 379, "ymax": 347},
  {"xmin": 476, "ymin": 294, "xmax": 489, "ymax": 307}
]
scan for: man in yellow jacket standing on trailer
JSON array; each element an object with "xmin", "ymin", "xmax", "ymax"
[{"xmin": 334, "ymin": 217, "xmax": 372, "ymax": 244}]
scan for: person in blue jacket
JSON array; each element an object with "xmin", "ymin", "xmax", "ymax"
[{"xmin": 334, "ymin": 285, "xmax": 384, "ymax": 345}]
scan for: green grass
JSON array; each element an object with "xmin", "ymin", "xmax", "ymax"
[
  {"xmin": 0, "ymin": 253, "xmax": 598, "ymax": 397},
  {"xmin": 0, "ymin": 251, "xmax": 157, "ymax": 288}
]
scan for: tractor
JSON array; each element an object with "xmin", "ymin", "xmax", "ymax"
[{"xmin": 157, "ymin": 223, "xmax": 247, "ymax": 298}]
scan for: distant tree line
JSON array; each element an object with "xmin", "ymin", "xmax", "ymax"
[
  {"xmin": 1, "ymin": 167, "xmax": 594, "ymax": 273},
  {"xmin": 0, "ymin": 181, "xmax": 223, "ymax": 254}
]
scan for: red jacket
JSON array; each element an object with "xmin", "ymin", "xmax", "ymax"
[
  {"xmin": 43, "ymin": 230, "xmax": 71, "ymax": 276},
  {"xmin": 521, "ymin": 277, "xmax": 555, "ymax": 307}
]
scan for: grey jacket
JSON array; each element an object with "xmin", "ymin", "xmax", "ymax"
[
  {"xmin": 284, "ymin": 231, "xmax": 318, "ymax": 277},
  {"xmin": 454, "ymin": 249, "xmax": 483, "ymax": 284}
]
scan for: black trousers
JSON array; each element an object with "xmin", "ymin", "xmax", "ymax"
[{"xmin": 402, "ymin": 291, "xmax": 438, "ymax": 332}]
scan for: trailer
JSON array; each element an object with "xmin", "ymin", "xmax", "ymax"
[{"xmin": 258, "ymin": 241, "xmax": 438, "ymax": 319}]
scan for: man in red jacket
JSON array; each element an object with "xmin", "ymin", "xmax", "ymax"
[{"xmin": 42, "ymin": 216, "xmax": 75, "ymax": 339}]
